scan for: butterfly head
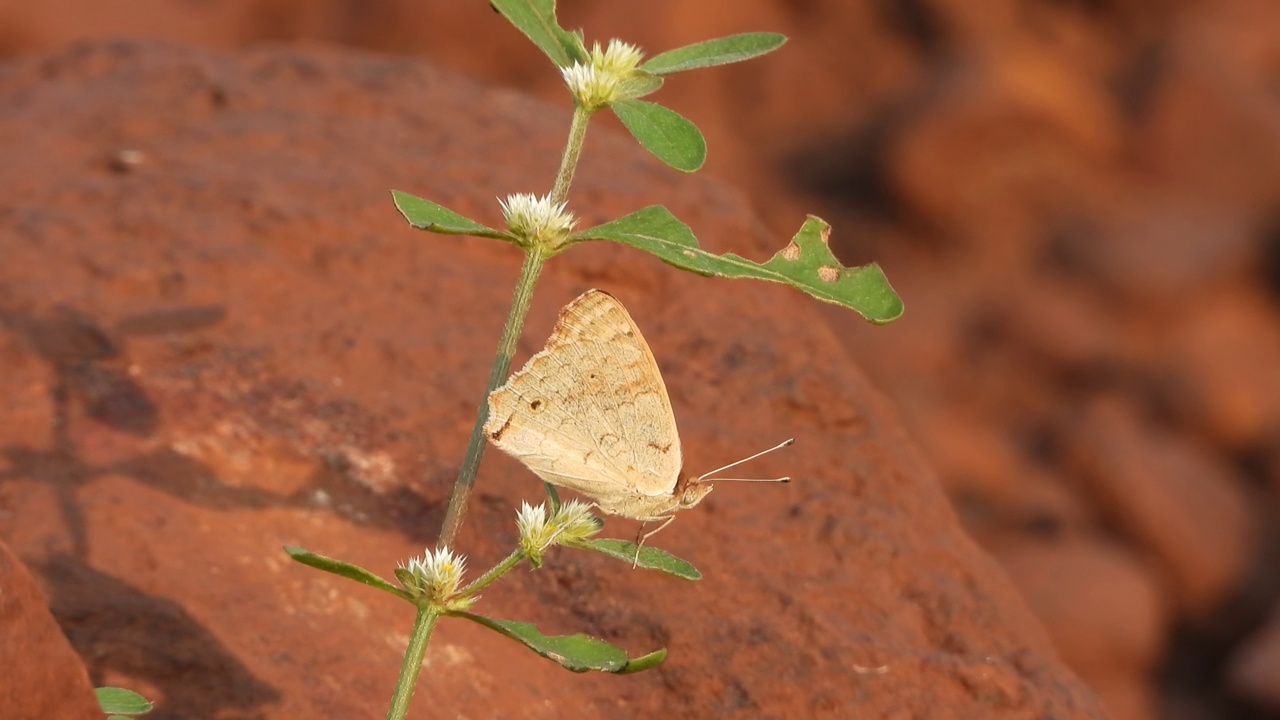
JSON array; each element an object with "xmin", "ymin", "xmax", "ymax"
[
  {"xmin": 679, "ymin": 439, "xmax": 796, "ymax": 509},
  {"xmin": 675, "ymin": 471, "xmax": 715, "ymax": 509}
]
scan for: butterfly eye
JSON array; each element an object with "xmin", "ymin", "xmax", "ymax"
[{"xmin": 680, "ymin": 484, "xmax": 712, "ymax": 508}]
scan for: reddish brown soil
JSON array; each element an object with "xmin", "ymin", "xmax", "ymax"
[{"xmin": 0, "ymin": 2, "xmax": 1278, "ymax": 720}]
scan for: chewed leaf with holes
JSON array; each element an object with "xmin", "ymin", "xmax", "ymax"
[{"xmin": 572, "ymin": 207, "xmax": 903, "ymax": 322}]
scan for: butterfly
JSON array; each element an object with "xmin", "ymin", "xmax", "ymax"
[{"xmin": 483, "ymin": 289, "xmax": 792, "ymax": 556}]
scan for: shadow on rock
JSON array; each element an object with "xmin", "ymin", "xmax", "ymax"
[{"xmin": 40, "ymin": 553, "xmax": 280, "ymax": 720}]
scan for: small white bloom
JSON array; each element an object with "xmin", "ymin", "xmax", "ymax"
[
  {"xmin": 516, "ymin": 501, "xmax": 551, "ymax": 548},
  {"xmin": 516, "ymin": 502, "xmax": 556, "ymax": 560},
  {"xmin": 517, "ymin": 500, "xmax": 601, "ymax": 563},
  {"xmin": 561, "ymin": 63, "xmax": 611, "ymax": 108},
  {"xmin": 400, "ymin": 546, "xmax": 470, "ymax": 607},
  {"xmin": 562, "ymin": 39, "xmax": 644, "ymax": 109},
  {"xmin": 595, "ymin": 40, "xmax": 643, "ymax": 76},
  {"xmin": 551, "ymin": 500, "xmax": 601, "ymax": 543},
  {"xmin": 498, "ymin": 193, "xmax": 576, "ymax": 252}
]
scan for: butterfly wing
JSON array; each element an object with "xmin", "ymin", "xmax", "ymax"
[{"xmin": 484, "ymin": 290, "xmax": 683, "ymax": 510}]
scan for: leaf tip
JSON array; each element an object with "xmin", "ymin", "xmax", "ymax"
[{"xmin": 617, "ymin": 647, "xmax": 668, "ymax": 674}]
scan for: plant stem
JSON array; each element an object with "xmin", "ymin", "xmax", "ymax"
[
  {"xmin": 437, "ymin": 250, "xmax": 547, "ymax": 549},
  {"xmin": 385, "ymin": 607, "xmax": 439, "ymax": 720},
  {"xmin": 551, "ymin": 106, "xmax": 592, "ymax": 205},
  {"xmin": 460, "ymin": 549, "xmax": 526, "ymax": 597}
]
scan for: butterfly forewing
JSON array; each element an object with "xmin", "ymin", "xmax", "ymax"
[{"xmin": 484, "ymin": 290, "xmax": 683, "ymax": 505}]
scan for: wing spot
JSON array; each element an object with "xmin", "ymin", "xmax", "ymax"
[
  {"xmin": 647, "ymin": 441, "xmax": 672, "ymax": 454},
  {"xmin": 489, "ymin": 417, "xmax": 513, "ymax": 440},
  {"xmin": 529, "ymin": 399, "xmax": 543, "ymax": 410}
]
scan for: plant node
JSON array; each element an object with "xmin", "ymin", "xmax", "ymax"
[
  {"xmin": 399, "ymin": 547, "xmax": 476, "ymax": 611},
  {"xmin": 499, "ymin": 193, "xmax": 577, "ymax": 254}
]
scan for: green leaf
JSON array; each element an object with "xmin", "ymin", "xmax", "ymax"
[
  {"xmin": 95, "ymin": 688, "xmax": 153, "ymax": 716},
  {"xmin": 490, "ymin": 0, "xmax": 587, "ymax": 67},
  {"xmin": 617, "ymin": 648, "xmax": 668, "ymax": 674},
  {"xmin": 392, "ymin": 190, "xmax": 510, "ymax": 240},
  {"xmin": 616, "ymin": 71, "xmax": 664, "ymax": 101},
  {"xmin": 455, "ymin": 613, "xmax": 637, "ymax": 672},
  {"xmin": 573, "ymin": 207, "xmax": 903, "ymax": 322},
  {"xmin": 284, "ymin": 546, "xmax": 413, "ymax": 601},
  {"xmin": 611, "ymin": 100, "xmax": 706, "ymax": 172},
  {"xmin": 543, "ymin": 482, "xmax": 562, "ymax": 510},
  {"xmin": 567, "ymin": 538, "xmax": 702, "ymax": 580},
  {"xmin": 643, "ymin": 33, "xmax": 788, "ymax": 75}
]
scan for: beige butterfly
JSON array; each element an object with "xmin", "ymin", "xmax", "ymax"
[{"xmin": 484, "ymin": 289, "xmax": 792, "ymax": 554}]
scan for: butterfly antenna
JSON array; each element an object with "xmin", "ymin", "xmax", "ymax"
[{"xmin": 698, "ymin": 438, "xmax": 795, "ymax": 483}]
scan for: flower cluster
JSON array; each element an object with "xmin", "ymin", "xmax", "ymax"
[
  {"xmin": 516, "ymin": 500, "xmax": 601, "ymax": 566},
  {"xmin": 498, "ymin": 193, "xmax": 577, "ymax": 253},
  {"xmin": 561, "ymin": 40, "xmax": 644, "ymax": 110},
  {"xmin": 398, "ymin": 547, "xmax": 475, "ymax": 611}
]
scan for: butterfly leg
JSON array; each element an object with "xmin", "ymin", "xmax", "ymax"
[{"xmin": 631, "ymin": 515, "xmax": 676, "ymax": 568}]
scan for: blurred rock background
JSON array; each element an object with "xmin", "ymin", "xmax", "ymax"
[{"xmin": 1, "ymin": 1, "xmax": 1277, "ymax": 719}]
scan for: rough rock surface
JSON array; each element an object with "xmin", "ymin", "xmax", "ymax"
[
  {"xmin": 0, "ymin": 540, "xmax": 101, "ymax": 720},
  {"xmin": 3, "ymin": 2, "xmax": 1280, "ymax": 719},
  {"xmin": 0, "ymin": 41, "xmax": 1107, "ymax": 720}
]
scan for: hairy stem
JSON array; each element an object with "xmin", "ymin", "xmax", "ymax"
[
  {"xmin": 385, "ymin": 607, "xmax": 439, "ymax": 720},
  {"xmin": 437, "ymin": 105, "xmax": 595, "ymax": 548},
  {"xmin": 437, "ymin": 250, "xmax": 546, "ymax": 549},
  {"xmin": 551, "ymin": 106, "xmax": 592, "ymax": 205},
  {"xmin": 460, "ymin": 549, "xmax": 526, "ymax": 597}
]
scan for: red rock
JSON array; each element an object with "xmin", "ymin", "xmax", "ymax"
[
  {"xmin": 2, "ymin": 4, "xmax": 1278, "ymax": 715},
  {"xmin": 888, "ymin": 46, "xmax": 1120, "ymax": 246},
  {"xmin": 1228, "ymin": 601, "xmax": 1280, "ymax": 709},
  {"xmin": 1132, "ymin": 3, "xmax": 1280, "ymax": 217},
  {"xmin": 997, "ymin": 275, "xmax": 1128, "ymax": 372},
  {"xmin": 1066, "ymin": 399, "xmax": 1257, "ymax": 619},
  {"xmin": 0, "ymin": 40, "xmax": 1108, "ymax": 720},
  {"xmin": 911, "ymin": 407, "xmax": 1093, "ymax": 542},
  {"xmin": 994, "ymin": 537, "xmax": 1167, "ymax": 720},
  {"xmin": 0, "ymin": 540, "xmax": 101, "ymax": 720},
  {"xmin": 1158, "ymin": 287, "xmax": 1280, "ymax": 451},
  {"xmin": 1067, "ymin": 196, "xmax": 1265, "ymax": 312}
]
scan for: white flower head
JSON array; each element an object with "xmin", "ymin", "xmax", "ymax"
[
  {"xmin": 516, "ymin": 500, "xmax": 601, "ymax": 563},
  {"xmin": 562, "ymin": 39, "xmax": 644, "ymax": 109},
  {"xmin": 399, "ymin": 546, "xmax": 471, "ymax": 608},
  {"xmin": 498, "ymin": 193, "xmax": 576, "ymax": 252},
  {"xmin": 551, "ymin": 499, "xmax": 601, "ymax": 543},
  {"xmin": 595, "ymin": 40, "xmax": 644, "ymax": 76},
  {"xmin": 516, "ymin": 501, "xmax": 552, "ymax": 550}
]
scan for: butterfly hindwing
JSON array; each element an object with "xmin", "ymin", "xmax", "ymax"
[{"xmin": 485, "ymin": 290, "xmax": 683, "ymax": 507}]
